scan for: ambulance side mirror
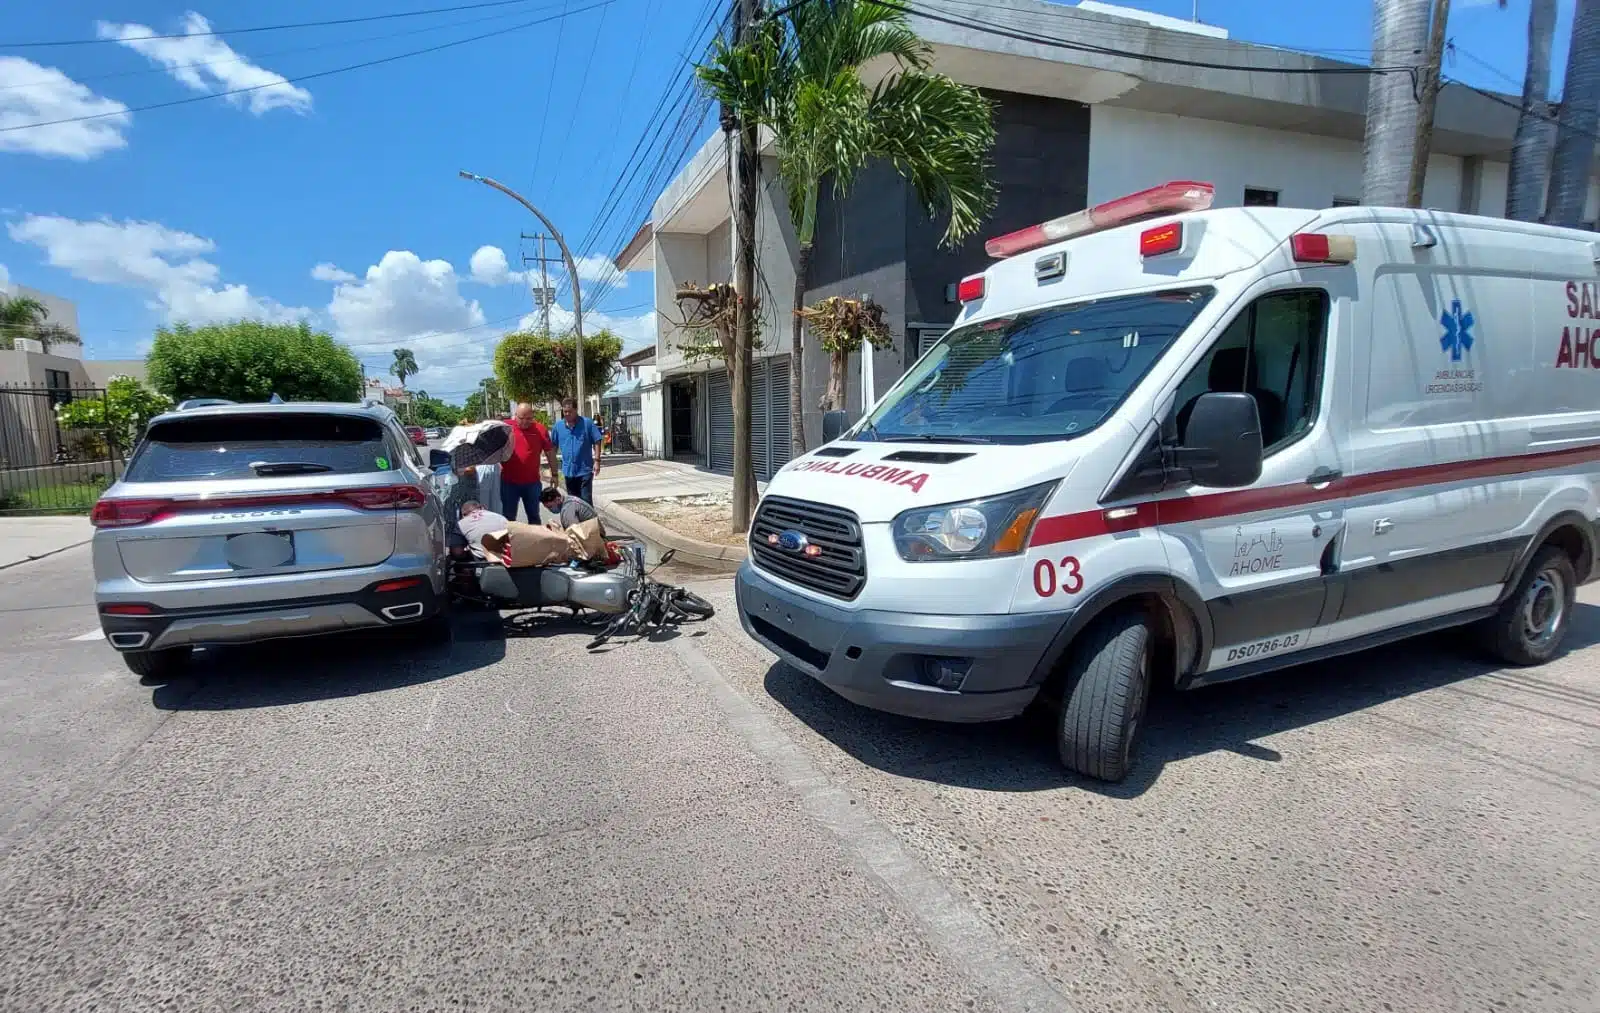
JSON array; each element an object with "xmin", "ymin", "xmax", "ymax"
[
  {"xmin": 822, "ymin": 410, "xmax": 849, "ymax": 443},
  {"xmin": 1182, "ymin": 392, "xmax": 1263, "ymax": 488}
]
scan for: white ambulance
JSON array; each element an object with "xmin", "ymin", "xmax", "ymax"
[{"xmin": 736, "ymin": 181, "xmax": 1600, "ymax": 782}]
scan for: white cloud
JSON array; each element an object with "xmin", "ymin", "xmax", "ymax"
[
  {"xmin": 520, "ymin": 304, "xmax": 656, "ymax": 353},
  {"xmin": 468, "ymin": 245, "xmax": 523, "ymax": 287},
  {"xmin": 573, "ymin": 253, "xmax": 627, "ymax": 290},
  {"xmin": 326, "ymin": 250, "xmax": 485, "ymax": 354},
  {"xmin": 0, "ymin": 57, "xmax": 132, "ymax": 160},
  {"xmin": 6, "ymin": 214, "xmax": 308, "ymax": 324},
  {"xmin": 311, "ymin": 262, "xmax": 357, "ymax": 283},
  {"xmin": 96, "ymin": 12, "xmax": 312, "ymax": 116}
]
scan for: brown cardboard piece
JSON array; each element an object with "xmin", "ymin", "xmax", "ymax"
[
  {"xmin": 566, "ymin": 517, "xmax": 607, "ymax": 561},
  {"xmin": 479, "ymin": 521, "xmax": 571, "ymax": 568}
]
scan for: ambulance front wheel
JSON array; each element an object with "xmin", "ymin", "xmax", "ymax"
[{"xmin": 1055, "ymin": 610, "xmax": 1152, "ymax": 783}]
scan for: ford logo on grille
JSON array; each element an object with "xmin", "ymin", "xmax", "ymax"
[{"xmin": 777, "ymin": 530, "xmax": 809, "ymax": 552}]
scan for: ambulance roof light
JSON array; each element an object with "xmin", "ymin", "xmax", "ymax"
[{"xmin": 984, "ymin": 181, "xmax": 1216, "ymax": 260}]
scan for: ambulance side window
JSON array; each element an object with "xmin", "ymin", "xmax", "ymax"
[{"xmin": 1172, "ymin": 289, "xmax": 1328, "ymax": 453}]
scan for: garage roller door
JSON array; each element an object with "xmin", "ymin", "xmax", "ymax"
[
  {"xmin": 763, "ymin": 356, "xmax": 793, "ymax": 479},
  {"xmin": 708, "ymin": 369, "xmax": 733, "ymax": 474}
]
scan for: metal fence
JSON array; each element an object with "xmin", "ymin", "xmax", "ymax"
[{"xmin": 0, "ymin": 383, "xmax": 122, "ymax": 515}]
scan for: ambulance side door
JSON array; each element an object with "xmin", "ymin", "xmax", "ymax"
[{"xmin": 1156, "ymin": 280, "xmax": 1351, "ymax": 674}]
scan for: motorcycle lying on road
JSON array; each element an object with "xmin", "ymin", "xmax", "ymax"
[{"xmin": 448, "ymin": 544, "xmax": 714, "ymax": 649}]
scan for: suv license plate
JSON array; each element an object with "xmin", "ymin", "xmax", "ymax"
[{"xmin": 225, "ymin": 531, "xmax": 296, "ymax": 569}]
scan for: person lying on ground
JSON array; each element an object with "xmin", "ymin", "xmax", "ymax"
[
  {"xmin": 540, "ymin": 486, "xmax": 599, "ymax": 531},
  {"xmin": 456, "ymin": 500, "xmax": 510, "ymax": 556}
]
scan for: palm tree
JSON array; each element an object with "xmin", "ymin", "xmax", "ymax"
[
  {"xmin": 1502, "ymin": 0, "xmax": 1559, "ymax": 221},
  {"xmin": 390, "ymin": 347, "xmax": 419, "ymax": 388},
  {"xmin": 1546, "ymin": 0, "xmax": 1600, "ymax": 226},
  {"xmin": 698, "ymin": 0, "xmax": 997, "ymax": 454},
  {"xmin": 0, "ymin": 294, "xmax": 48, "ymax": 351}
]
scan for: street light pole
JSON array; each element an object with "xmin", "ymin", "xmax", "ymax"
[{"xmin": 458, "ymin": 171, "xmax": 587, "ymax": 410}]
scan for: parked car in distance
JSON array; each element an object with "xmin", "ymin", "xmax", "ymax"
[
  {"xmin": 425, "ymin": 427, "xmax": 445, "ymax": 440},
  {"xmin": 90, "ymin": 401, "xmax": 451, "ymax": 679},
  {"xmin": 406, "ymin": 425, "xmax": 428, "ymax": 446}
]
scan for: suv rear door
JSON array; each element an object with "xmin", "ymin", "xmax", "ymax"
[{"xmin": 106, "ymin": 412, "xmax": 415, "ymax": 584}]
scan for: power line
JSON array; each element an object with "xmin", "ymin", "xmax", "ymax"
[
  {"xmin": 527, "ymin": 0, "xmax": 571, "ymax": 198},
  {"xmin": 0, "ymin": 1, "xmax": 616, "ymax": 136},
  {"xmin": 546, "ymin": 0, "xmax": 613, "ymax": 198},
  {"xmin": 0, "ymin": 1, "xmax": 573, "ymax": 94},
  {"xmin": 1, "ymin": 0, "xmax": 563, "ymax": 49}
]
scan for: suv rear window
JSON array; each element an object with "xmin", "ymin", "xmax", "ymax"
[{"xmin": 125, "ymin": 414, "xmax": 394, "ymax": 481}]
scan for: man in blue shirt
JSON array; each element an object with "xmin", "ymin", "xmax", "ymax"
[{"xmin": 552, "ymin": 397, "xmax": 603, "ymax": 506}]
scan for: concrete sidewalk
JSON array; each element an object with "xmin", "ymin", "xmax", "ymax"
[
  {"xmin": 592, "ymin": 460, "xmax": 763, "ymax": 570},
  {"xmin": 0, "ymin": 516, "xmax": 94, "ymax": 570}
]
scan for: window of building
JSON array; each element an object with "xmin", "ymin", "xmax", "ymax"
[
  {"xmin": 1168, "ymin": 289, "xmax": 1329, "ymax": 453},
  {"xmin": 1243, "ymin": 187, "xmax": 1280, "ymax": 208},
  {"xmin": 45, "ymin": 369, "xmax": 72, "ymax": 406},
  {"xmin": 1330, "ymin": 196, "xmax": 1361, "ymax": 208}
]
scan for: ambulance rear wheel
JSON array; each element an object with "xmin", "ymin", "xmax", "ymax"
[
  {"xmin": 1056, "ymin": 610, "xmax": 1152, "ymax": 783},
  {"xmin": 1479, "ymin": 546, "xmax": 1576, "ymax": 666}
]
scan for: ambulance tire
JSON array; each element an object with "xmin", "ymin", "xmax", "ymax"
[
  {"xmin": 1056, "ymin": 609, "xmax": 1152, "ymax": 783},
  {"xmin": 1478, "ymin": 545, "xmax": 1576, "ymax": 666}
]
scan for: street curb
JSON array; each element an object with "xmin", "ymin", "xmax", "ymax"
[
  {"xmin": 595, "ymin": 494, "xmax": 747, "ymax": 573},
  {"xmin": 0, "ymin": 538, "xmax": 92, "ymax": 571}
]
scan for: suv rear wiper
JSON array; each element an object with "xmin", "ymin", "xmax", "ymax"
[
  {"xmin": 880, "ymin": 434, "xmax": 993, "ymax": 445},
  {"xmin": 250, "ymin": 461, "xmax": 333, "ymax": 475}
]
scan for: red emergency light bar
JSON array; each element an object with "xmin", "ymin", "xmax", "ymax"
[{"xmin": 985, "ymin": 181, "xmax": 1216, "ymax": 260}]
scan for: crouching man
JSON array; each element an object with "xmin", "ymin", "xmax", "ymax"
[{"xmin": 540, "ymin": 486, "xmax": 599, "ymax": 531}]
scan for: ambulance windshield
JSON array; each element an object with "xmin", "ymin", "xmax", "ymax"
[{"xmin": 854, "ymin": 287, "xmax": 1214, "ymax": 444}]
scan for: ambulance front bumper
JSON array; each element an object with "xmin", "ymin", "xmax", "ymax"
[{"xmin": 736, "ymin": 562, "xmax": 1061, "ymax": 723}]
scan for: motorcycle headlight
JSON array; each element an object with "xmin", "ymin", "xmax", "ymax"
[{"xmin": 892, "ymin": 482, "xmax": 1057, "ymax": 561}]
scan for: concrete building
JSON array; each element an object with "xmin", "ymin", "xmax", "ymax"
[
  {"xmin": 614, "ymin": 0, "xmax": 1600, "ymax": 476},
  {"xmin": 600, "ymin": 347, "xmax": 664, "ymax": 457}
]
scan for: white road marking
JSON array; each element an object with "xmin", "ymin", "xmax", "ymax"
[
  {"xmin": 670, "ymin": 636, "xmax": 1073, "ymax": 1013},
  {"xmin": 422, "ymin": 686, "xmax": 443, "ymax": 734},
  {"xmin": 502, "ymin": 698, "xmax": 520, "ymax": 717},
  {"xmin": 70, "ymin": 629, "xmax": 104, "ymax": 642}
]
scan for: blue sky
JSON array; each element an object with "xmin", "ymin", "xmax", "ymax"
[{"xmin": 0, "ymin": 0, "xmax": 1581, "ymax": 400}]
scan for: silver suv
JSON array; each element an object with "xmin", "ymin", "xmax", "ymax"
[{"xmin": 91, "ymin": 401, "xmax": 451, "ymax": 679}]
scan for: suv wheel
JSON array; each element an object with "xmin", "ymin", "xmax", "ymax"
[
  {"xmin": 1056, "ymin": 610, "xmax": 1152, "ymax": 783},
  {"xmin": 1478, "ymin": 546, "xmax": 1576, "ymax": 666},
  {"xmin": 121, "ymin": 646, "xmax": 193, "ymax": 682}
]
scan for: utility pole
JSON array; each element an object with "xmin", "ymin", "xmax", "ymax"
[
  {"xmin": 1405, "ymin": 0, "xmax": 1451, "ymax": 208},
  {"xmin": 1506, "ymin": 0, "xmax": 1558, "ymax": 222},
  {"xmin": 1362, "ymin": 0, "xmax": 1431, "ymax": 207},
  {"xmin": 458, "ymin": 171, "xmax": 586, "ymax": 410},
  {"xmin": 520, "ymin": 231, "xmax": 563, "ymax": 335},
  {"xmin": 729, "ymin": 0, "xmax": 760, "ymax": 533}
]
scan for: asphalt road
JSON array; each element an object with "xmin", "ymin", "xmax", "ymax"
[{"xmin": 0, "ymin": 547, "xmax": 1595, "ymax": 1012}]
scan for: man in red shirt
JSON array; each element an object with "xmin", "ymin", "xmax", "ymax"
[{"xmin": 500, "ymin": 403, "xmax": 560, "ymax": 523}]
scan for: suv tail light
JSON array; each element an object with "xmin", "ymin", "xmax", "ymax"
[
  {"xmin": 90, "ymin": 485, "xmax": 428, "ymax": 528},
  {"xmin": 90, "ymin": 498, "xmax": 170, "ymax": 528}
]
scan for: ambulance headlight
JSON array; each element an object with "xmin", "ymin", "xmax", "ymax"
[{"xmin": 892, "ymin": 482, "xmax": 1057, "ymax": 561}]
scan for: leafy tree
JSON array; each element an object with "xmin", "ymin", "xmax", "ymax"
[
  {"xmin": 0, "ymin": 293, "xmax": 82, "ymax": 353},
  {"xmin": 798, "ymin": 296, "xmax": 893, "ymax": 411},
  {"xmin": 390, "ymin": 347, "xmax": 419, "ymax": 388},
  {"xmin": 698, "ymin": 0, "xmax": 996, "ymax": 453},
  {"xmin": 493, "ymin": 329, "xmax": 623, "ymax": 406},
  {"xmin": 146, "ymin": 320, "xmax": 364, "ymax": 403},
  {"xmin": 463, "ymin": 376, "xmax": 504, "ymax": 422},
  {"xmin": 55, "ymin": 376, "xmax": 173, "ymax": 455},
  {"xmin": 408, "ymin": 390, "xmax": 465, "ymax": 428}
]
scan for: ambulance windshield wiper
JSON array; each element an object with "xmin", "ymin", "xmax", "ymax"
[{"xmin": 880, "ymin": 433, "xmax": 993, "ymax": 445}]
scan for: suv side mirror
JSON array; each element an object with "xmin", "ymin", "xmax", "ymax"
[
  {"xmin": 1181, "ymin": 392, "xmax": 1263, "ymax": 488},
  {"xmin": 429, "ymin": 448, "xmax": 452, "ymax": 470},
  {"xmin": 821, "ymin": 410, "xmax": 849, "ymax": 443}
]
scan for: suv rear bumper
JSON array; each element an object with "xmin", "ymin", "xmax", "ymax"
[
  {"xmin": 98, "ymin": 575, "xmax": 442, "ymax": 652},
  {"xmin": 736, "ymin": 562, "xmax": 1062, "ymax": 723}
]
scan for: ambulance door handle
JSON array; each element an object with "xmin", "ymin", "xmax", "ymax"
[
  {"xmin": 1373, "ymin": 518, "xmax": 1394, "ymax": 536},
  {"xmin": 1306, "ymin": 466, "xmax": 1342, "ymax": 487}
]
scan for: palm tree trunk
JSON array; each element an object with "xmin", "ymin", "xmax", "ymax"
[
  {"xmin": 1546, "ymin": 0, "xmax": 1600, "ymax": 226},
  {"xmin": 1362, "ymin": 0, "xmax": 1431, "ymax": 206},
  {"xmin": 789, "ymin": 183, "xmax": 818, "ymax": 457},
  {"xmin": 1507, "ymin": 0, "xmax": 1559, "ymax": 221}
]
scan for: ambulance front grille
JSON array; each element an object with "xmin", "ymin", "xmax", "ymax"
[{"xmin": 750, "ymin": 496, "xmax": 866, "ymax": 601}]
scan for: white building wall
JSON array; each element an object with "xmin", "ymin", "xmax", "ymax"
[
  {"xmin": 1088, "ymin": 106, "xmax": 1468, "ymax": 213},
  {"xmin": 10, "ymin": 285, "xmax": 83, "ymax": 360},
  {"xmin": 638, "ymin": 363, "xmax": 666, "ymax": 459}
]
